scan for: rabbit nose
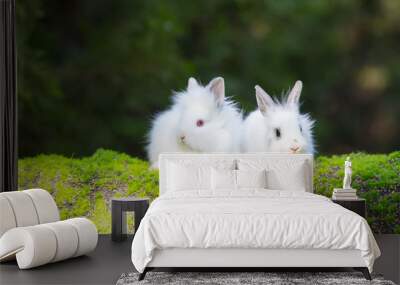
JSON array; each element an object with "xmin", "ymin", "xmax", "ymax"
[
  {"xmin": 290, "ymin": 146, "xmax": 300, "ymax": 153},
  {"xmin": 180, "ymin": 135, "xmax": 185, "ymax": 141}
]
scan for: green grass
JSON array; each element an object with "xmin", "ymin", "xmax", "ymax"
[{"xmin": 18, "ymin": 149, "xmax": 400, "ymax": 234}]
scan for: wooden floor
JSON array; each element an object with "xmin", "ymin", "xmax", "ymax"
[{"xmin": 0, "ymin": 234, "xmax": 398, "ymax": 285}]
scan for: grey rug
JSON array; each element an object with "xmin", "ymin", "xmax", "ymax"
[{"xmin": 116, "ymin": 272, "xmax": 396, "ymax": 285}]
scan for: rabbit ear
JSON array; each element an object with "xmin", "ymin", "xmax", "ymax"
[
  {"xmin": 207, "ymin": 77, "xmax": 225, "ymax": 106},
  {"xmin": 287, "ymin": 80, "xmax": 303, "ymax": 105},
  {"xmin": 255, "ymin": 85, "xmax": 274, "ymax": 116},
  {"xmin": 187, "ymin": 77, "xmax": 198, "ymax": 90}
]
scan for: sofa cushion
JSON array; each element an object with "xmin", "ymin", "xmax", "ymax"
[
  {"xmin": 0, "ymin": 218, "xmax": 97, "ymax": 269},
  {"xmin": 0, "ymin": 189, "xmax": 60, "ymax": 238},
  {"xmin": 0, "ymin": 191, "xmax": 39, "ymax": 228},
  {"xmin": 24, "ymin": 189, "xmax": 60, "ymax": 224},
  {"xmin": 0, "ymin": 196, "xmax": 17, "ymax": 237}
]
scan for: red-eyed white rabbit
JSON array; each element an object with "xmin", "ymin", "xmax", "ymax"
[
  {"xmin": 242, "ymin": 80, "xmax": 315, "ymax": 154},
  {"xmin": 147, "ymin": 77, "xmax": 243, "ymax": 168}
]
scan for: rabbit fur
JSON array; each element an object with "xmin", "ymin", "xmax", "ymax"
[
  {"xmin": 242, "ymin": 80, "xmax": 315, "ymax": 154},
  {"xmin": 147, "ymin": 77, "xmax": 243, "ymax": 168}
]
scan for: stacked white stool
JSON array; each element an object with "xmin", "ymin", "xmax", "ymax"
[{"xmin": 0, "ymin": 189, "xmax": 98, "ymax": 269}]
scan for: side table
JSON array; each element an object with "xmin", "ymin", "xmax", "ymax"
[
  {"xmin": 332, "ymin": 198, "xmax": 366, "ymax": 218},
  {"xmin": 111, "ymin": 197, "xmax": 149, "ymax": 242}
]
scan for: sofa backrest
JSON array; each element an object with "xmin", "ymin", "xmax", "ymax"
[
  {"xmin": 159, "ymin": 153, "xmax": 313, "ymax": 195},
  {"xmin": 0, "ymin": 189, "xmax": 59, "ymax": 237}
]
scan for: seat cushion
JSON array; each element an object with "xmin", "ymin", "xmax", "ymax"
[
  {"xmin": 65, "ymin": 218, "xmax": 98, "ymax": 257},
  {"xmin": 0, "ymin": 191, "xmax": 39, "ymax": 228},
  {"xmin": 0, "ymin": 218, "xmax": 98, "ymax": 269},
  {"xmin": 0, "ymin": 196, "xmax": 17, "ymax": 237},
  {"xmin": 0, "ymin": 189, "xmax": 60, "ymax": 238},
  {"xmin": 42, "ymin": 221, "xmax": 79, "ymax": 262},
  {"xmin": 24, "ymin": 189, "xmax": 60, "ymax": 224}
]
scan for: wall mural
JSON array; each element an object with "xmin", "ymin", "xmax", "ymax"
[{"xmin": 16, "ymin": 1, "xmax": 399, "ymax": 234}]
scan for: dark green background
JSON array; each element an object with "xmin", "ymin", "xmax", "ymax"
[{"xmin": 17, "ymin": 0, "xmax": 400, "ymax": 158}]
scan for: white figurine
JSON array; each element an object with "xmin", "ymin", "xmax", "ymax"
[{"xmin": 343, "ymin": 157, "xmax": 352, "ymax": 189}]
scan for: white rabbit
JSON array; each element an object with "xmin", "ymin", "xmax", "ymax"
[
  {"xmin": 242, "ymin": 80, "xmax": 315, "ymax": 154},
  {"xmin": 147, "ymin": 77, "xmax": 243, "ymax": 168}
]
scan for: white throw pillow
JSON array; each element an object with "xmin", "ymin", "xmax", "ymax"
[
  {"xmin": 236, "ymin": 169, "xmax": 267, "ymax": 189},
  {"xmin": 211, "ymin": 168, "xmax": 268, "ymax": 191},
  {"xmin": 211, "ymin": 168, "xmax": 236, "ymax": 190},
  {"xmin": 267, "ymin": 164, "xmax": 306, "ymax": 191},
  {"xmin": 237, "ymin": 158, "xmax": 309, "ymax": 192},
  {"xmin": 167, "ymin": 162, "xmax": 211, "ymax": 191}
]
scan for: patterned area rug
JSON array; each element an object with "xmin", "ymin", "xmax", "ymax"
[{"xmin": 116, "ymin": 272, "xmax": 395, "ymax": 285}]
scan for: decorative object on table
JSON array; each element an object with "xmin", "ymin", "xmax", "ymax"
[
  {"xmin": 116, "ymin": 271, "xmax": 394, "ymax": 285},
  {"xmin": 332, "ymin": 188, "xmax": 358, "ymax": 200},
  {"xmin": 0, "ymin": 189, "xmax": 98, "ymax": 269},
  {"xmin": 112, "ymin": 197, "xmax": 149, "ymax": 242},
  {"xmin": 332, "ymin": 156, "xmax": 358, "ymax": 200},
  {"xmin": 343, "ymin": 156, "xmax": 352, "ymax": 189},
  {"xmin": 332, "ymin": 198, "xmax": 367, "ymax": 218}
]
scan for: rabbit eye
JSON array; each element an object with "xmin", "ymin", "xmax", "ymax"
[
  {"xmin": 299, "ymin": 125, "xmax": 303, "ymax": 132},
  {"xmin": 196, "ymin": 119, "xmax": 204, "ymax": 127},
  {"xmin": 275, "ymin": 128, "xmax": 281, "ymax": 138}
]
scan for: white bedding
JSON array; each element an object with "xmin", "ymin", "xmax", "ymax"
[{"xmin": 131, "ymin": 190, "xmax": 380, "ymax": 273}]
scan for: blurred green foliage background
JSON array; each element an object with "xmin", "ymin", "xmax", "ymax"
[{"xmin": 17, "ymin": 0, "xmax": 400, "ymax": 158}]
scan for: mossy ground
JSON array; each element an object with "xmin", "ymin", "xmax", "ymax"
[{"xmin": 18, "ymin": 149, "xmax": 400, "ymax": 234}]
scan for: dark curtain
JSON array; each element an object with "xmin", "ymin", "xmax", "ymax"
[{"xmin": 0, "ymin": 0, "xmax": 17, "ymax": 192}]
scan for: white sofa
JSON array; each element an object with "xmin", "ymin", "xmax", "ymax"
[{"xmin": 0, "ymin": 189, "xmax": 98, "ymax": 269}]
